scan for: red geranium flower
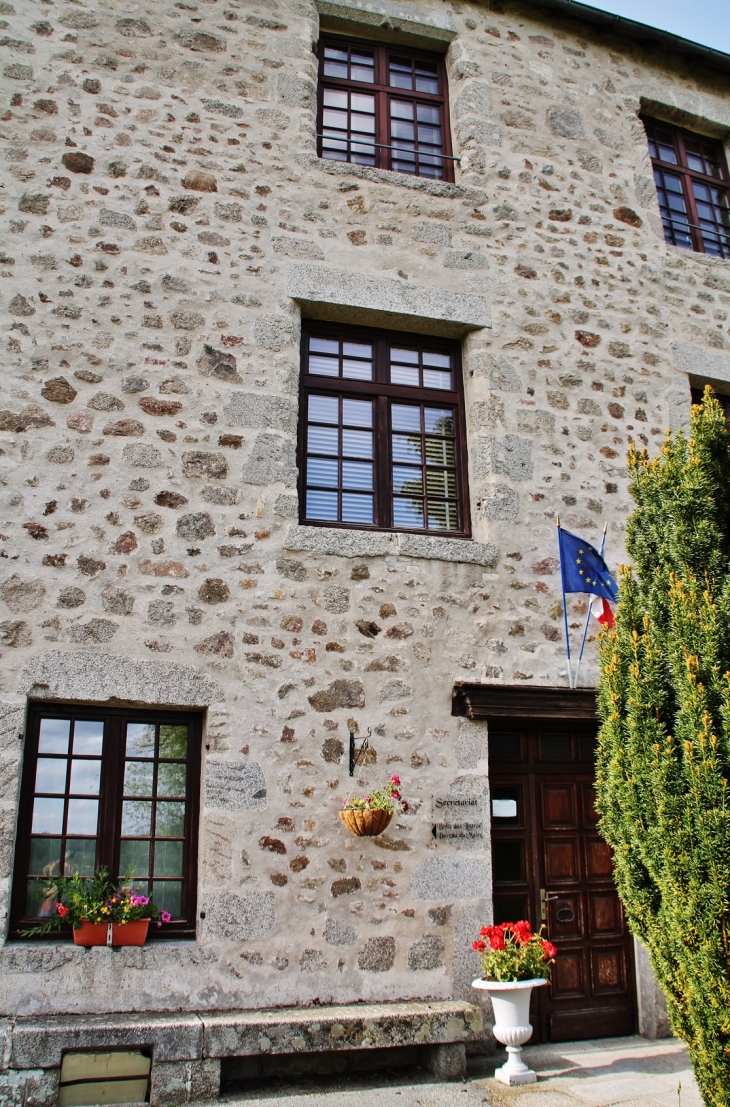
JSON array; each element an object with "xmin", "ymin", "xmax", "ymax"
[
  {"xmin": 56, "ymin": 903, "xmax": 68, "ymax": 918},
  {"xmin": 541, "ymin": 940, "xmax": 558, "ymax": 960}
]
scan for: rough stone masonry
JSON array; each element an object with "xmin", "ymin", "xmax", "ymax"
[{"xmin": 0, "ymin": 0, "xmax": 727, "ymax": 1080}]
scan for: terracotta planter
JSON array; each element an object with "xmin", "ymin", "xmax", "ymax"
[
  {"xmin": 339, "ymin": 808, "xmax": 393, "ymax": 836},
  {"xmin": 72, "ymin": 921, "xmax": 108, "ymax": 947},
  {"xmin": 73, "ymin": 919, "xmax": 150, "ymax": 947}
]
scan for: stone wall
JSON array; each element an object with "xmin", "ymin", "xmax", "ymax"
[{"xmin": 0, "ymin": 0, "xmax": 727, "ymax": 1023}]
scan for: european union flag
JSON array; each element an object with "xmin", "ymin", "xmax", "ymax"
[{"xmin": 558, "ymin": 527, "xmax": 618, "ymax": 603}]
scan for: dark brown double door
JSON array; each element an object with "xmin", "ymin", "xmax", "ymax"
[{"xmin": 489, "ymin": 720, "xmax": 636, "ymax": 1042}]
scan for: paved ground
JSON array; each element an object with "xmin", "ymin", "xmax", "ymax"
[{"xmin": 214, "ymin": 1035, "xmax": 701, "ymax": 1107}]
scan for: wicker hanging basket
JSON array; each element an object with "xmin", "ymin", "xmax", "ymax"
[{"xmin": 339, "ymin": 808, "xmax": 394, "ymax": 837}]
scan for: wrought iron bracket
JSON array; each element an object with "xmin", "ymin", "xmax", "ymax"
[{"xmin": 349, "ymin": 728, "xmax": 371, "ymax": 777}]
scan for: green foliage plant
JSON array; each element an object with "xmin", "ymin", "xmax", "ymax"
[
  {"xmin": 472, "ymin": 921, "xmax": 557, "ymax": 981},
  {"xmin": 596, "ymin": 388, "xmax": 730, "ymax": 1107},
  {"xmin": 341, "ymin": 775, "xmax": 408, "ymax": 813},
  {"xmin": 23, "ymin": 867, "xmax": 167, "ymax": 935}
]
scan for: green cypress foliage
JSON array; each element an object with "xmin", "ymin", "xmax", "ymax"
[{"xmin": 596, "ymin": 388, "xmax": 730, "ymax": 1107}]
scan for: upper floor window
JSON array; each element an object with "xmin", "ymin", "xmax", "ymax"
[
  {"xmin": 10, "ymin": 705, "xmax": 201, "ymax": 940},
  {"xmin": 643, "ymin": 116, "xmax": 730, "ymax": 259},
  {"xmin": 317, "ymin": 35, "xmax": 454, "ymax": 182},
  {"xmin": 299, "ymin": 323, "xmax": 470, "ymax": 536}
]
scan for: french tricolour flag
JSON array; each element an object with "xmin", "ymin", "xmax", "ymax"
[{"xmin": 589, "ymin": 594, "xmax": 615, "ymax": 628}]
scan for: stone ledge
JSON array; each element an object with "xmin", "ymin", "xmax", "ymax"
[
  {"xmin": 287, "ymin": 263, "xmax": 490, "ymax": 337},
  {"xmin": 11, "ymin": 1013, "xmax": 204, "ymax": 1069},
  {"xmin": 284, "ymin": 524, "xmax": 498, "ymax": 567},
  {"xmin": 294, "ymin": 154, "xmax": 488, "ymax": 208},
  {"xmin": 16, "ymin": 650, "xmax": 223, "ymax": 707},
  {"xmin": 316, "ymin": 0, "xmax": 456, "ymax": 52},
  {"xmin": 202, "ymin": 1000, "xmax": 483, "ymax": 1057},
  {"xmin": 673, "ymin": 341, "xmax": 730, "ymax": 385}
]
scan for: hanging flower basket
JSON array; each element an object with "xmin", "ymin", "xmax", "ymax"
[
  {"xmin": 339, "ymin": 776, "xmax": 408, "ymax": 837},
  {"xmin": 73, "ymin": 919, "xmax": 151, "ymax": 947},
  {"xmin": 339, "ymin": 808, "xmax": 394, "ymax": 837}
]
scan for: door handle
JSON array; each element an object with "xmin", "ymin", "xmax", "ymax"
[{"xmin": 539, "ymin": 888, "xmax": 559, "ymax": 922}]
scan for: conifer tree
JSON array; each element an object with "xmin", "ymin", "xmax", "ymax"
[{"xmin": 597, "ymin": 388, "xmax": 730, "ymax": 1107}]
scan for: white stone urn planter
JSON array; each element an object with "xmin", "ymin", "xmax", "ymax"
[{"xmin": 472, "ymin": 977, "xmax": 547, "ymax": 1085}]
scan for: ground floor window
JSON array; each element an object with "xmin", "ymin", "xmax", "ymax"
[{"xmin": 10, "ymin": 704, "xmax": 202, "ymax": 940}]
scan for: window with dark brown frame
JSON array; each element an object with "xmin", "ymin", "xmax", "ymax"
[
  {"xmin": 10, "ymin": 704, "xmax": 202, "ymax": 940},
  {"xmin": 299, "ymin": 322, "xmax": 470, "ymax": 536},
  {"xmin": 643, "ymin": 116, "xmax": 730, "ymax": 258},
  {"xmin": 317, "ymin": 34, "xmax": 455, "ymax": 182}
]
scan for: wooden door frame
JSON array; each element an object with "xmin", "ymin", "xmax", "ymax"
[{"xmin": 452, "ymin": 683, "xmax": 638, "ymax": 1041}]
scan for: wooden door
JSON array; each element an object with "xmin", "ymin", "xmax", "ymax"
[{"xmin": 489, "ymin": 721, "xmax": 636, "ymax": 1042}]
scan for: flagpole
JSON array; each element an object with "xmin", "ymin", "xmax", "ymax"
[
  {"xmin": 573, "ymin": 522, "xmax": 607, "ymax": 688},
  {"xmin": 556, "ymin": 514, "xmax": 573, "ymax": 689}
]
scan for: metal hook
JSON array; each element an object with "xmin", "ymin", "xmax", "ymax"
[{"xmin": 349, "ymin": 727, "xmax": 371, "ymax": 777}]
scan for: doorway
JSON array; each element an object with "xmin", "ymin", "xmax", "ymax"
[{"xmin": 489, "ymin": 718, "xmax": 636, "ymax": 1042}]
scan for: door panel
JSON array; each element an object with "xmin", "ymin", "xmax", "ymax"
[{"xmin": 490, "ymin": 721, "xmax": 636, "ymax": 1042}]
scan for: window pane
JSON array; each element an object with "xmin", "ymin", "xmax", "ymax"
[
  {"xmin": 323, "ymin": 58, "xmax": 348, "ymax": 78},
  {"xmin": 153, "ymin": 881, "xmax": 182, "ymax": 917},
  {"xmin": 35, "ymin": 758, "xmax": 67, "ymax": 794},
  {"xmin": 310, "ymin": 337, "xmax": 339, "ymax": 354},
  {"xmin": 427, "ymin": 469, "xmax": 457, "ymax": 498},
  {"xmin": 308, "ymin": 458, "xmax": 339, "ymax": 487},
  {"xmin": 322, "ymin": 88, "xmax": 348, "ymax": 110},
  {"xmin": 392, "ymin": 434, "xmax": 422, "ymax": 462},
  {"xmin": 343, "ymin": 342, "xmax": 371, "ymax": 358},
  {"xmin": 66, "ymin": 799, "xmax": 98, "ymax": 836},
  {"xmin": 126, "ymin": 723, "xmax": 156, "ymax": 758},
  {"xmin": 122, "ymin": 800, "xmax": 152, "ymax": 836},
  {"xmin": 391, "ymin": 405, "xmax": 421, "ymax": 432},
  {"xmin": 423, "ymin": 369, "xmax": 452, "ymax": 390},
  {"xmin": 308, "ymin": 394, "xmax": 339, "ymax": 423},
  {"xmin": 154, "ymin": 840, "xmax": 183, "ymax": 878},
  {"xmin": 424, "ymin": 408, "xmax": 454, "ymax": 434},
  {"xmin": 342, "ymin": 461, "xmax": 373, "ymax": 490},
  {"xmin": 66, "ymin": 838, "xmax": 96, "ymax": 876},
  {"xmin": 306, "ymin": 490, "xmax": 339, "ymax": 520},
  {"xmin": 342, "ymin": 429, "xmax": 372, "ymax": 458},
  {"xmin": 157, "ymin": 762, "xmax": 187, "ymax": 798},
  {"xmin": 120, "ymin": 839, "xmax": 150, "ymax": 879},
  {"xmin": 393, "ymin": 498, "xmax": 424, "ymax": 527},
  {"xmin": 390, "ymin": 101, "xmax": 414, "ymax": 121},
  {"xmin": 415, "ymin": 61, "xmax": 439, "ymax": 94},
  {"xmin": 425, "ymin": 438, "xmax": 455, "ymax": 466},
  {"xmin": 391, "ymin": 347, "xmax": 419, "ymax": 363},
  {"xmin": 159, "ymin": 725, "xmax": 187, "ymax": 760},
  {"xmin": 428, "ymin": 502, "xmax": 459, "ymax": 531},
  {"xmin": 69, "ymin": 759, "xmax": 101, "ymax": 796},
  {"xmin": 156, "ymin": 802, "xmax": 185, "ymax": 838},
  {"xmin": 341, "ymin": 494, "xmax": 373, "ymax": 523},
  {"xmin": 393, "ymin": 466, "xmax": 423, "ymax": 495},
  {"xmin": 309, "ymin": 354, "xmax": 340, "ymax": 377},
  {"xmin": 389, "ymin": 57, "xmax": 413, "ymax": 89},
  {"xmin": 73, "ymin": 721, "xmax": 104, "ymax": 755},
  {"xmin": 391, "ymin": 365, "xmax": 420, "ymax": 386},
  {"xmin": 308, "ymin": 425, "xmax": 339, "ymax": 455},
  {"xmin": 38, "ymin": 718, "xmax": 70, "ymax": 755},
  {"xmin": 29, "ymin": 837, "xmax": 62, "ymax": 876},
  {"xmin": 342, "ymin": 358, "xmax": 373, "ymax": 381},
  {"xmin": 342, "ymin": 399, "xmax": 372, "ymax": 427},
  {"xmin": 31, "ymin": 797, "xmax": 64, "ymax": 835},
  {"xmin": 124, "ymin": 760, "xmax": 154, "ymax": 797},
  {"xmin": 27, "ymin": 880, "xmax": 55, "ymax": 918}
]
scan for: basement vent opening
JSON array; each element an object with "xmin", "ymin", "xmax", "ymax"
[{"xmin": 59, "ymin": 1050, "xmax": 152, "ymax": 1107}]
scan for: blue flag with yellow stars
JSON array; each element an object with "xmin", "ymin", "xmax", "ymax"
[{"xmin": 558, "ymin": 527, "xmax": 618, "ymax": 603}]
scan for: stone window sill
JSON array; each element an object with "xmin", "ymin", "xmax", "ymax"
[
  {"xmin": 295, "ymin": 151, "xmax": 486, "ymax": 205},
  {"xmin": 284, "ymin": 524, "xmax": 497, "ymax": 567}
]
